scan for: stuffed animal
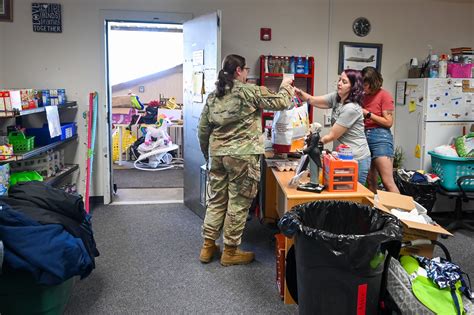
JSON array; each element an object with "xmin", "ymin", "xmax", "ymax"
[{"xmin": 143, "ymin": 115, "xmax": 172, "ymax": 147}]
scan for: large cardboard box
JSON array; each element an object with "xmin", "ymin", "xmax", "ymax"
[
  {"xmin": 112, "ymin": 95, "xmax": 131, "ymax": 108},
  {"xmin": 368, "ymin": 191, "xmax": 452, "ymax": 258}
]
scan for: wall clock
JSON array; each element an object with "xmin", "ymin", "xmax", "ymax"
[{"xmin": 352, "ymin": 17, "xmax": 371, "ymax": 37}]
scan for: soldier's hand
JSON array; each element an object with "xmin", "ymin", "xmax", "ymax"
[{"xmin": 280, "ymin": 75, "xmax": 294, "ymax": 87}]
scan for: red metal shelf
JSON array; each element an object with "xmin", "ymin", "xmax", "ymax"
[{"xmin": 259, "ymin": 55, "xmax": 315, "ymax": 130}]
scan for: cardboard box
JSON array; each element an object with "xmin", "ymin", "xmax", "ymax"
[
  {"xmin": 1, "ymin": 90, "xmax": 22, "ymax": 111},
  {"xmin": 367, "ymin": 192, "xmax": 451, "ymax": 258},
  {"xmin": 112, "ymin": 95, "xmax": 131, "ymax": 108},
  {"xmin": 377, "ymin": 190, "xmax": 415, "ymax": 211}
]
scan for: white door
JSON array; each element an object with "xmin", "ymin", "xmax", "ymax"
[{"xmin": 183, "ymin": 12, "xmax": 221, "ymax": 218}]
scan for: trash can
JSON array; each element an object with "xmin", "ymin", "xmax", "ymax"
[
  {"xmin": 393, "ymin": 170, "xmax": 437, "ymax": 212},
  {"xmin": 278, "ymin": 200, "xmax": 403, "ymax": 315}
]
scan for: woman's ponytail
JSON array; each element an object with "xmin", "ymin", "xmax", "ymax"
[
  {"xmin": 215, "ymin": 54, "xmax": 246, "ymax": 98},
  {"xmin": 216, "ymin": 69, "xmax": 234, "ymax": 98}
]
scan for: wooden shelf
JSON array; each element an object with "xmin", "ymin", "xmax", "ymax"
[
  {"xmin": 0, "ymin": 134, "xmax": 78, "ymax": 163},
  {"xmin": 0, "ymin": 101, "xmax": 77, "ymax": 118},
  {"xmin": 44, "ymin": 164, "xmax": 79, "ymax": 186}
]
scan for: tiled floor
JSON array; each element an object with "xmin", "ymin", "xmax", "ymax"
[{"xmin": 111, "ymin": 188, "xmax": 184, "ymax": 205}]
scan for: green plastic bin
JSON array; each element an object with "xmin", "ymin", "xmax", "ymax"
[
  {"xmin": 0, "ymin": 272, "xmax": 75, "ymax": 315},
  {"xmin": 9, "ymin": 170, "xmax": 44, "ymax": 186}
]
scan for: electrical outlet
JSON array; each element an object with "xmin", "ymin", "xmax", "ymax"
[
  {"xmin": 324, "ymin": 114, "xmax": 331, "ymax": 126},
  {"xmin": 139, "ymin": 86, "xmax": 145, "ymax": 93}
]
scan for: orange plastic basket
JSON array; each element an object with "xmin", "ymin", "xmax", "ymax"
[{"xmin": 323, "ymin": 154, "xmax": 358, "ymax": 192}]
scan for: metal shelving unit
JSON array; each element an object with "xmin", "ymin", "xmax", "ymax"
[
  {"xmin": 0, "ymin": 101, "xmax": 77, "ymax": 118},
  {"xmin": 0, "ymin": 134, "xmax": 78, "ymax": 163},
  {"xmin": 44, "ymin": 164, "xmax": 79, "ymax": 187}
]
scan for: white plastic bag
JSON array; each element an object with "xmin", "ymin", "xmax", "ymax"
[{"xmin": 271, "ymin": 102, "xmax": 309, "ymax": 152}]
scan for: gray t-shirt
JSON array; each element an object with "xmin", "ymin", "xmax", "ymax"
[{"xmin": 323, "ymin": 92, "xmax": 370, "ymax": 160}]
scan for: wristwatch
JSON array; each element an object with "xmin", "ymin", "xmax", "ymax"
[{"xmin": 365, "ymin": 112, "xmax": 372, "ymax": 119}]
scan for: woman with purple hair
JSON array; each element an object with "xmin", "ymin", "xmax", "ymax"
[{"xmin": 295, "ymin": 69, "xmax": 371, "ymax": 184}]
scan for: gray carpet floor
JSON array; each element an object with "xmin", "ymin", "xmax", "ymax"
[
  {"xmin": 64, "ymin": 203, "xmax": 298, "ymax": 314},
  {"xmin": 113, "ymin": 168, "xmax": 183, "ymax": 188},
  {"xmin": 64, "ymin": 203, "xmax": 474, "ymax": 314}
]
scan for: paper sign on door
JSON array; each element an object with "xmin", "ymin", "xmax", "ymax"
[
  {"xmin": 414, "ymin": 144, "xmax": 421, "ymax": 159},
  {"xmin": 408, "ymin": 100, "xmax": 417, "ymax": 113}
]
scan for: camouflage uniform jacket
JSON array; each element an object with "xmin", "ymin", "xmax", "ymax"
[{"xmin": 198, "ymin": 80, "xmax": 293, "ymax": 159}]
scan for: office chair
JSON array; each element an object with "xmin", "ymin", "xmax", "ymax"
[{"xmin": 435, "ymin": 175, "xmax": 474, "ymax": 233}]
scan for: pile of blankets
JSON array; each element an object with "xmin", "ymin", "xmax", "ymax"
[{"xmin": 0, "ymin": 181, "xmax": 99, "ymax": 285}]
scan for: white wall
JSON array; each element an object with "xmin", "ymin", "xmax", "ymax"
[{"xmin": 0, "ymin": 0, "xmax": 472, "ymax": 198}]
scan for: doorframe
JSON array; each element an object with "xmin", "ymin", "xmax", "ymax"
[{"xmin": 99, "ymin": 10, "xmax": 193, "ymax": 204}]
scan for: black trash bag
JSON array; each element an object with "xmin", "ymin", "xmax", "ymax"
[
  {"xmin": 393, "ymin": 170, "xmax": 437, "ymax": 212},
  {"xmin": 278, "ymin": 200, "xmax": 402, "ymax": 315}
]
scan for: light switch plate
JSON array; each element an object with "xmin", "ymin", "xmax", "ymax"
[
  {"xmin": 139, "ymin": 86, "xmax": 145, "ymax": 93},
  {"xmin": 324, "ymin": 114, "xmax": 331, "ymax": 126}
]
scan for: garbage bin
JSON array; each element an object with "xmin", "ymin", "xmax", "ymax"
[
  {"xmin": 393, "ymin": 170, "xmax": 438, "ymax": 212},
  {"xmin": 278, "ymin": 200, "xmax": 402, "ymax": 315}
]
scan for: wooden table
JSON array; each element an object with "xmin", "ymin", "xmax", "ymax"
[{"xmin": 268, "ymin": 168, "xmax": 374, "ymax": 304}]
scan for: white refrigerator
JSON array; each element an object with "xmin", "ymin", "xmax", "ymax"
[{"xmin": 394, "ymin": 78, "xmax": 474, "ymax": 172}]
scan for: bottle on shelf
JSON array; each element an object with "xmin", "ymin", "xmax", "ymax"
[
  {"xmin": 289, "ymin": 56, "xmax": 295, "ymax": 74},
  {"xmin": 268, "ymin": 54, "xmax": 273, "ymax": 73},
  {"xmin": 429, "ymin": 54, "xmax": 439, "ymax": 78},
  {"xmin": 296, "ymin": 56, "xmax": 305, "ymax": 74},
  {"xmin": 304, "ymin": 55, "xmax": 309, "ymax": 75},
  {"xmin": 284, "ymin": 57, "xmax": 290, "ymax": 73},
  {"xmin": 438, "ymin": 54, "xmax": 448, "ymax": 78}
]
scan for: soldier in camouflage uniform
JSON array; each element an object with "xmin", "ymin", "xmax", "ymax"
[{"xmin": 197, "ymin": 54, "xmax": 294, "ymax": 266}]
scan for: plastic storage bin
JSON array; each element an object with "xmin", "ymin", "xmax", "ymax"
[
  {"xmin": 0, "ymin": 272, "xmax": 75, "ymax": 315},
  {"xmin": 323, "ymin": 154, "xmax": 358, "ymax": 192},
  {"xmin": 10, "ymin": 170, "xmax": 44, "ymax": 186},
  {"xmin": 447, "ymin": 63, "xmax": 473, "ymax": 78},
  {"xmin": 26, "ymin": 122, "xmax": 77, "ymax": 147},
  {"xmin": 429, "ymin": 151, "xmax": 474, "ymax": 191},
  {"xmin": 8, "ymin": 131, "xmax": 35, "ymax": 153}
]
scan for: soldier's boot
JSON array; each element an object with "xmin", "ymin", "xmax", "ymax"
[
  {"xmin": 199, "ymin": 238, "xmax": 220, "ymax": 263},
  {"xmin": 220, "ymin": 245, "xmax": 255, "ymax": 266}
]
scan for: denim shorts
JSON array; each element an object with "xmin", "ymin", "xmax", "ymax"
[
  {"xmin": 365, "ymin": 128, "xmax": 394, "ymax": 160},
  {"xmin": 357, "ymin": 157, "xmax": 371, "ymax": 185}
]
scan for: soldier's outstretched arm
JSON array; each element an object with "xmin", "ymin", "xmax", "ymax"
[{"xmin": 248, "ymin": 84, "xmax": 295, "ymax": 111}]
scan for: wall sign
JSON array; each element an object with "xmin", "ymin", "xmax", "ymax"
[{"xmin": 32, "ymin": 3, "xmax": 62, "ymax": 33}]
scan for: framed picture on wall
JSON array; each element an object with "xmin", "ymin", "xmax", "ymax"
[
  {"xmin": 0, "ymin": 0, "xmax": 13, "ymax": 22},
  {"xmin": 338, "ymin": 42, "xmax": 383, "ymax": 74}
]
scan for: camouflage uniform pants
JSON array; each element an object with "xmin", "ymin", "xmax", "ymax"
[{"xmin": 202, "ymin": 154, "xmax": 260, "ymax": 246}]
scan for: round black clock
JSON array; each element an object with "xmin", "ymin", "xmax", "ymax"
[{"xmin": 353, "ymin": 17, "xmax": 371, "ymax": 37}]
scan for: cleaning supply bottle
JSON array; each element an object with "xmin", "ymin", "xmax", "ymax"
[
  {"xmin": 438, "ymin": 54, "xmax": 448, "ymax": 78},
  {"xmin": 429, "ymin": 54, "xmax": 439, "ymax": 78}
]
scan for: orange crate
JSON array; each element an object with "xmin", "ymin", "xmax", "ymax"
[
  {"xmin": 323, "ymin": 154, "xmax": 358, "ymax": 192},
  {"xmin": 274, "ymin": 233, "xmax": 286, "ymax": 299}
]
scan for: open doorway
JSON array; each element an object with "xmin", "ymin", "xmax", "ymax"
[{"xmin": 106, "ymin": 21, "xmax": 184, "ymax": 204}]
